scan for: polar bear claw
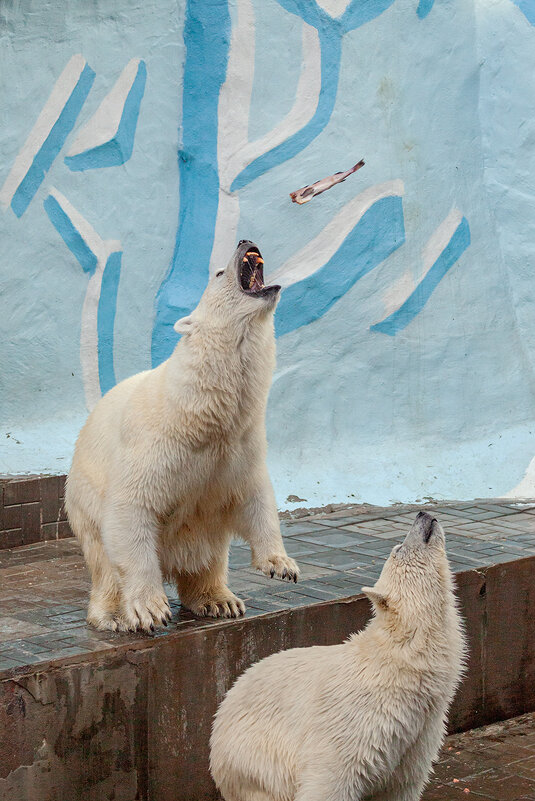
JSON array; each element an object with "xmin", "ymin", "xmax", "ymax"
[{"xmin": 255, "ymin": 554, "xmax": 299, "ymax": 582}]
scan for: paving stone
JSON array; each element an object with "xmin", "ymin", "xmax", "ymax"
[
  {"xmin": 309, "ymin": 516, "xmax": 368, "ymax": 528},
  {"xmin": 1, "ymin": 500, "xmax": 535, "ymax": 673},
  {"xmin": 299, "ymin": 549, "xmax": 372, "ymax": 570},
  {"xmin": 278, "ymin": 538, "xmax": 331, "ymax": 557},
  {"xmin": 280, "ymin": 521, "xmax": 331, "ymax": 536},
  {"xmin": 343, "ymin": 523, "xmax": 408, "ymax": 538},
  {"xmin": 292, "ymin": 530, "xmax": 371, "ymax": 548},
  {"xmin": 424, "ymin": 712, "xmax": 535, "ymax": 800}
]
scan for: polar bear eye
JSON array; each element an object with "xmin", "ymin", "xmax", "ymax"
[{"xmin": 216, "ymin": 270, "xmax": 225, "ymax": 278}]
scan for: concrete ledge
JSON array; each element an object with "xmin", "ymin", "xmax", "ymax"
[{"xmin": 1, "ymin": 556, "xmax": 534, "ymax": 801}]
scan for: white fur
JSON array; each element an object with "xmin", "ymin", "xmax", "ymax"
[
  {"xmin": 65, "ymin": 242, "xmax": 299, "ymax": 633},
  {"xmin": 210, "ymin": 513, "xmax": 466, "ymax": 801}
]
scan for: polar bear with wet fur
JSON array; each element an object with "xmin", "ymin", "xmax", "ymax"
[
  {"xmin": 210, "ymin": 512, "xmax": 466, "ymax": 801},
  {"xmin": 65, "ymin": 240, "xmax": 299, "ymax": 633}
]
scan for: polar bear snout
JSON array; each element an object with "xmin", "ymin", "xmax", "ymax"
[
  {"xmin": 395, "ymin": 513, "xmax": 445, "ymax": 558},
  {"xmin": 415, "ymin": 510, "xmax": 438, "ymax": 543},
  {"xmin": 413, "ymin": 510, "xmax": 440, "ymax": 544}
]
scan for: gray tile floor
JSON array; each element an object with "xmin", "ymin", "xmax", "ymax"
[
  {"xmin": 1, "ymin": 501, "xmax": 534, "ymax": 674},
  {"xmin": 424, "ymin": 711, "xmax": 535, "ymax": 800}
]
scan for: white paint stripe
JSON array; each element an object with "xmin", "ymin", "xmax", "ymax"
[
  {"xmin": 420, "ymin": 208, "xmax": 463, "ymax": 277},
  {"xmin": 211, "ymin": 5, "xmax": 321, "ymax": 273},
  {"xmin": 316, "ymin": 0, "xmax": 353, "ymax": 18},
  {"xmin": 267, "ymin": 180, "xmax": 405, "ymax": 287},
  {"xmin": 0, "ymin": 55, "xmax": 88, "ymax": 210},
  {"xmin": 48, "ymin": 187, "xmax": 111, "ymax": 263},
  {"xmin": 217, "ymin": 0, "xmax": 255, "ymax": 181},
  {"xmin": 81, "ymin": 268, "xmax": 104, "ymax": 411},
  {"xmin": 375, "ymin": 207, "xmax": 464, "ymax": 322},
  {"xmin": 209, "ymin": 0, "xmax": 254, "ymax": 273},
  {"xmin": 49, "ymin": 187, "xmax": 120, "ymax": 410},
  {"xmin": 221, "ymin": 23, "xmax": 321, "ymax": 189},
  {"xmin": 381, "ymin": 269, "xmax": 416, "ymax": 317},
  {"xmin": 505, "ymin": 455, "xmax": 535, "ymax": 498},
  {"xmin": 209, "ymin": 191, "xmax": 240, "ymax": 275},
  {"xmin": 67, "ymin": 59, "xmax": 141, "ymax": 156}
]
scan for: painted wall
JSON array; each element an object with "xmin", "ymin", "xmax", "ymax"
[{"xmin": 1, "ymin": 0, "xmax": 535, "ymax": 507}]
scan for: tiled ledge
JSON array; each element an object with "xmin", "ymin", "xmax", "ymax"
[
  {"xmin": 1, "ymin": 501, "xmax": 535, "ymax": 800},
  {"xmin": 1, "ymin": 500, "xmax": 535, "ymax": 673}
]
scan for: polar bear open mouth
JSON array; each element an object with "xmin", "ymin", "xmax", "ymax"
[{"xmin": 240, "ymin": 248, "xmax": 280, "ymax": 298}]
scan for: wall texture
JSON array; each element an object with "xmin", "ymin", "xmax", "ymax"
[{"xmin": 1, "ymin": 0, "xmax": 535, "ymax": 507}]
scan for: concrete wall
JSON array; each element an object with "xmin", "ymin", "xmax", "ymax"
[
  {"xmin": 1, "ymin": 0, "xmax": 535, "ymax": 507},
  {"xmin": 2, "ymin": 558, "xmax": 535, "ymax": 801}
]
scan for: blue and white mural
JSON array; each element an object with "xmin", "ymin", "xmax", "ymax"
[{"xmin": 1, "ymin": 0, "xmax": 535, "ymax": 505}]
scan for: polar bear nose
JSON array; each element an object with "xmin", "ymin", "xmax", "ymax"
[{"xmin": 414, "ymin": 511, "xmax": 437, "ymax": 543}]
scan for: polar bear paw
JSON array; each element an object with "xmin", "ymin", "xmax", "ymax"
[
  {"xmin": 185, "ymin": 591, "xmax": 246, "ymax": 619},
  {"xmin": 255, "ymin": 554, "xmax": 300, "ymax": 583},
  {"xmin": 87, "ymin": 606, "xmax": 125, "ymax": 632},
  {"xmin": 122, "ymin": 586, "xmax": 172, "ymax": 632}
]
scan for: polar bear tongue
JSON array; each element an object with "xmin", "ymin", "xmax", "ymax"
[{"xmin": 242, "ymin": 251, "xmax": 265, "ymax": 292}]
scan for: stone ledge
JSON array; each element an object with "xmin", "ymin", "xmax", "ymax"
[{"xmin": 1, "ymin": 552, "xmax": 534, "ymax": 800}]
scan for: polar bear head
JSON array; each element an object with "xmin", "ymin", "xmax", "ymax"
[
  {"xmin": 174, "ymin": 240, "xmax": 281, "ymax": 335},
  {"xmin": 362, "ymin": 512, "xmax": 454, "ymax": 633}
]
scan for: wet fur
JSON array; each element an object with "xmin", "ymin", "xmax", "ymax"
[
  {"xmin": 210, "ymin": 514, "xmax": 466, "ymax": 801},
  {"xmin": 65, "ymin": 243, "xmax": 298, "ymax": 632}
]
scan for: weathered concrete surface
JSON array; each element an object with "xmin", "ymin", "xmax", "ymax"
[
  {"xmin": 0, "ymin": 657, "xmax": 149, "ymax": 801},
  {"xmin": 1, "ymin": 558, "xmax": 535, "ymax": 801},
  {"xmin": 3, "ymin": 1, "xmax": 535, "ymax": 508},
  {"xmin": 425, "ymin": 710, "xmax": 535, "ymax": 799}
]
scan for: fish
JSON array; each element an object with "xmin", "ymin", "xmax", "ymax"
[{"xmin": 290, "ymin": 159, "xmax": 365, "ymax": 205}]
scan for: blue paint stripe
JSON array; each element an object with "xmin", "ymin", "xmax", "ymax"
[
  {"xmin": 65, "ymin": 61, "xmax": 147, "ymax": 171},
  {"xmin": 416, "ymin": 0, "xmax": 435, "ymax": 19},
  {"xmin": 11, "ymin": 64, "xmax": 95, "ymax": 217},
  {"xmin": 340, "ymin": 0, "xmax": 398, "ymax": 31},
  {"xmin": 512, "ymin": 0, "xmax": 535, "ymax": 25},
  {"xmin": 150, "ymin": 0, "xmax": 405, "ymax": 362},
  {"xmin": 151, "ymin": 0, "xmax": 231, "ymax": 366},
  {"xmin": 370, "ymin": 217, "xmax": 470, "ymax": 336},
  {"xmin": 275, "ymin": 194, "xmax": 405, "ymax": 338},
  {"xmin": 275, "ymin": 0, "xmax": 397, "ymax": 33},
  {"xmin": 97, "ymin": 250, "xmax": 122, "ymax": 395},
  {"xmin": 272, "ymin": 0, "xmax": 325, "ymax": 28},
  {"xmin": 43, "ymin": 194, "xmax": 97, "ymax": 275}
]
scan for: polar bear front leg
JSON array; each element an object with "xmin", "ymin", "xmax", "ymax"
[
  {"xmin": 102, "ymin": 502, "xmax": 172, "ymax": 632},
  {"xmin": 234, "ymin": 469, "xmax": 299, "ymax": 583}
]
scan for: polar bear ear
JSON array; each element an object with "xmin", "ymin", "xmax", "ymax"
[
  {"xmin": 174, "ymin": 316, "xmax": 194, "ymax": 335},
  {"xmin": 362, "ymin": 587, "xmax": 389, "ymax": 612}
]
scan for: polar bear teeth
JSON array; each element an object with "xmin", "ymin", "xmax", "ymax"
[{"xmin": 241, "ymin": 251, "xmax": 265, "ymax": 292}]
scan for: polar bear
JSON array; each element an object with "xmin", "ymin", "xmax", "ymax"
[
  {"xmin": 210, "ymin": 512, "xmax": 466, "ymax": 801},
  {"xmin": 65, "ymin": 240, "xmax": 299, "ymax": 633}
]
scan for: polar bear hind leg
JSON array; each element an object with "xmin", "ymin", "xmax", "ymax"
[
  {"xmin": 67, "ymin": 502, "xmax": 125, "ymax": 631},
  {"xmin": 172, "ymin": 552, "xmax": 245, "ymax": 619}
]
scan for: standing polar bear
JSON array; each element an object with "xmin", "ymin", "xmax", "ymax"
[
  {"xmin": 65, "ymin": 241, "xmax": 299, "ymax": 633},
  {"xmin": 210, "ymin": 512, "xmax": 466, "ymax": 801}
]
